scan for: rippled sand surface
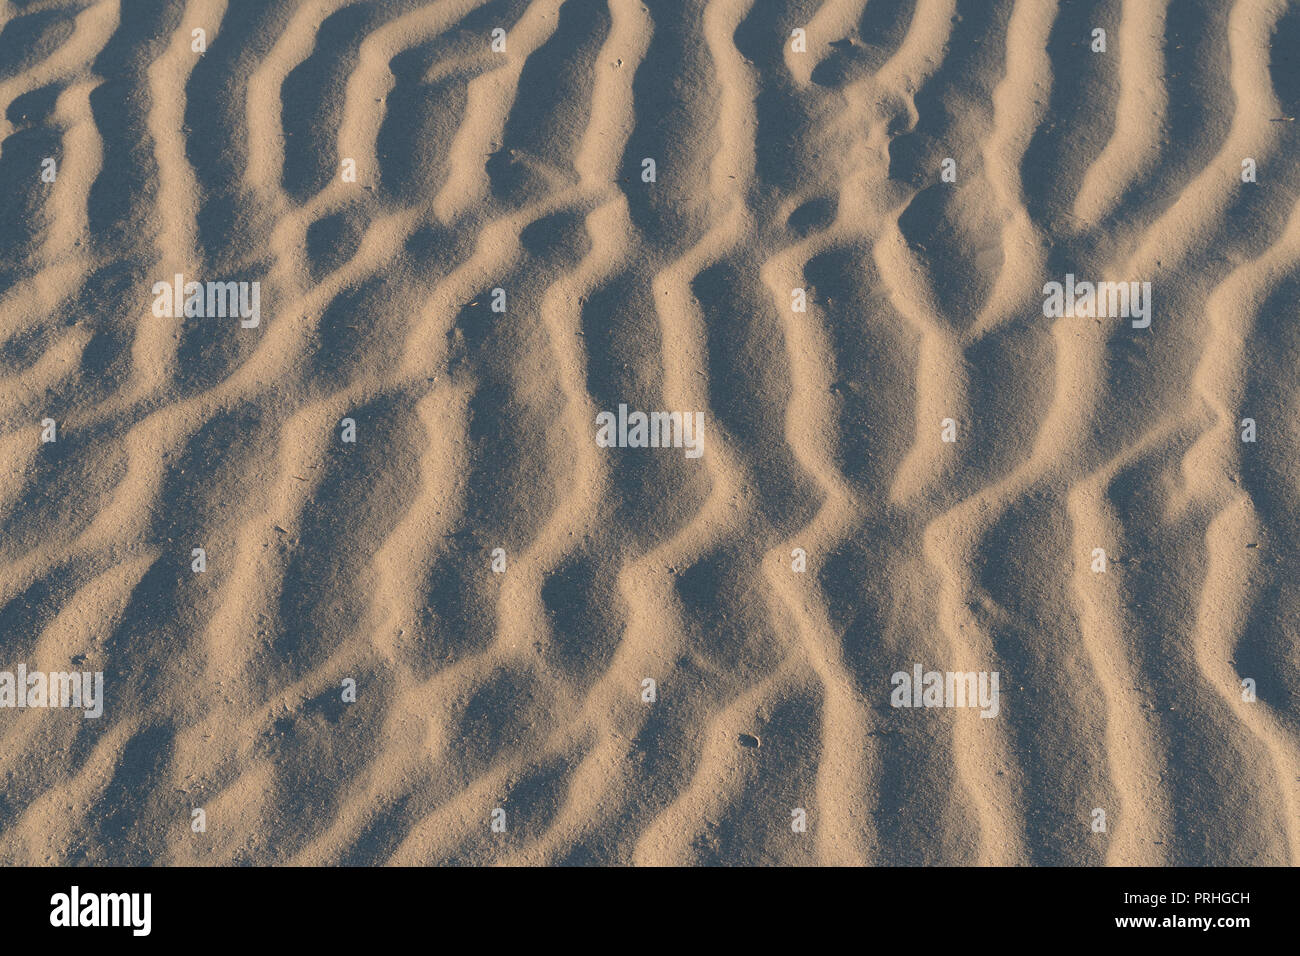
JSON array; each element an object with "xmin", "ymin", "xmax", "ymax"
[{"xmin": 1, "ymin": 0, "xmax": 1299, "ymax": 865}]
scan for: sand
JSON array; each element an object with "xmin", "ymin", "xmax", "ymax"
[{"xmin": 0, "ymin": 0, "xmax": 1298, "ymax": 866}]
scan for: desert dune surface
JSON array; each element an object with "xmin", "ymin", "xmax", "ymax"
[{"xmin": 1, "ymin": 0, "xmax": 1299, "ymax": 866}]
